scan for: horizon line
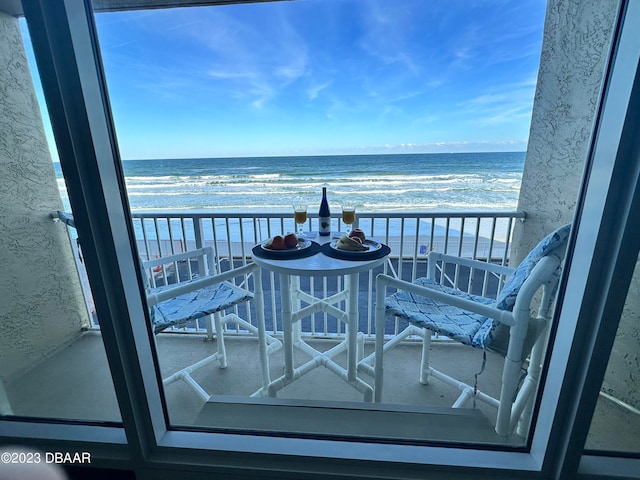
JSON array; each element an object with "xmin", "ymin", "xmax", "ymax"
[{"xmin": 53, "ymin": 151, "xmax": 526, "ymax": 163}]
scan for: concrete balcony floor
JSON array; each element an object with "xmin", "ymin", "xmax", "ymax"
[{"xmin": 5, "ymin": 331, "xmax": 640, "ymax": 451}]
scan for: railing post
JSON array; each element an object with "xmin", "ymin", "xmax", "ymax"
[{"xmin": 193, "ymin": 216, "xmax": 205, "ymax": 250}]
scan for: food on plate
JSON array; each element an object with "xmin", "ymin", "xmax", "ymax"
[
  {"xmin": 349, "ymin": 228, "xmax": 366, "ymax": 242},
  {"xmin": 336, "ymin": 234, "xmax": 367, "ymax": 251},
  {"xmin": 269, "ymin": 235, "xmax": 286, "ymax": 250},
  {"xmin": 284, "ymin": 232, "xmax": 298, "ymax": 248},
  {"xmin": 264, "ymin": 233, "xmax": 300, "ymax": 250},
  {"xmin": 350, "ymin": 235, "xmax": 363, "ymax": 244}
]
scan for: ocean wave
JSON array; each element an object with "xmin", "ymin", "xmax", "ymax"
[
  {"xmin": 124, "ymin": 172, "xmax": 506, "ymax": 185},
  {"xmin": 61, "ymin": 153, "xmax": 525, "ymax": 212},
  {"xmin": 125, "ymin": 179, "xmax": 521, "ymax": 191}
]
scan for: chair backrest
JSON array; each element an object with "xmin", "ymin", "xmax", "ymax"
[
  {"xmin": 139, "ymin": 247, "xmax": 217, "ymax": 333},
  {"xmin": 473, "ymin": 223, "xmax": 571, "ymax": 355},
  {"xmin": 495, "ymin": 223, "xmax": 571, "ymax": 312},
  {"xmin": 139, "ymin": 246, "xmax": 211, "ymax": 304},
  {"xmin": 138, "ymin": 257, "xmax": 161, "ymax": 326},
  {"xmin": 141, "ymin": 247, "xmax": 217, "ymax": 289}
]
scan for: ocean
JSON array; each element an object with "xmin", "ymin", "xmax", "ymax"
[{"xmin": 54, "ymin": 152, "xmax": 524, "ymax": 213}]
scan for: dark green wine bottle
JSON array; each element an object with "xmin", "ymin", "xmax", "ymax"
[{"xmin": 318, "ymin": 187, "xmax": 331, "ymax": 236}]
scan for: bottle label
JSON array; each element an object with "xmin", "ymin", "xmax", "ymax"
[{"xmin": 319, "ymin": 217, "xmax": 331, "ymax": 235}]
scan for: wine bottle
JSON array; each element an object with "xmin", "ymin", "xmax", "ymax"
[{"xmin": 318, "ymin": 187, "xmax": 331, "ymax": 236}]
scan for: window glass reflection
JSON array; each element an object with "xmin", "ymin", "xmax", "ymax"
[
  {"xmin": 0, "ymin": 16, "xmax": 121, "ymax": 424},
  {"xmin": 585, "ymin": 253, "xmax": 640, "ymax": 454},
  {"xmin": 88, "ymin": 0, "xmax": 557, "ymax": 445}
]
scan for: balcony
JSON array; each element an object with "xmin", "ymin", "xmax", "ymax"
[{"xmin": 3, "ymin": 210, "xmax": 639, "ymax": 449}]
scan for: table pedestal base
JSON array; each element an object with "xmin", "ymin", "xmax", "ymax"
[{"xmin": 266, "ymin": 273, "xmax": 374, "ymax": 402}]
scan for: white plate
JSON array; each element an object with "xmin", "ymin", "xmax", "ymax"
[
  {"xmin": 330, "ymin": 238, "xmax": 382, "ymax": 253},
  {"xmin": 261, "ymin": 238, "xmax": 312, "ymax": 252}
]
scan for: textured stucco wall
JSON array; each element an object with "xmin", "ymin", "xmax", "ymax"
[
  {"xmin": 0, "ymin": 12, "xmax": 89, "ymax": 381},
  {"xmin": 514, "ymin": 0, "xmax": 638, "ymax": 410},
  {"xmin": 513, "ymin": 0, "xmax": 619, "ymax": 260},
  {"xmin": 603, "ymin": 256, "xmax": 640, "ymax": 410}
]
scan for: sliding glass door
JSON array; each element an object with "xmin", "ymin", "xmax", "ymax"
[{"xmin": 1, "ymin": 0, "xmax": 638, "ymax": 478}]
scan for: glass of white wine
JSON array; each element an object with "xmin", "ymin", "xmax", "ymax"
[
  {"xmin": 341, "ymin": 203, "xmax": 356, "ymax": 234},
  {"xmin": 293, "ymin": 204, "xmax": 307, "ymax": 235}
]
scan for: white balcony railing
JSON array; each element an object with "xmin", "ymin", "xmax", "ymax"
[{"xmin": 68, "ymin": 210, "xmax": 525, "ymax": 339}]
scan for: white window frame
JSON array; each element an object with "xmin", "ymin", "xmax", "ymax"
[{"xmin": 2, "ymin": 0, "xmax": 638, "ymax": 478}]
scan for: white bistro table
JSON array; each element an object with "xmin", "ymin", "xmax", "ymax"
[{"xmin": 253, "ymin": 233, "xmax": 388, "ymax": 402}]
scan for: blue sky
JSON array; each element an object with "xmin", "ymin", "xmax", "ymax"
[{"xmin": 26, "ymin": 0, "xmax": 547, "ymax": 160}]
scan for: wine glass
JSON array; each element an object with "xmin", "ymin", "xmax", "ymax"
[
  {"xmin": 293, "ymin": 204, "xmax": 307, "ymax": 235},
  {"xmin": 341, "ymin": 203, "xmax": 356, "ymax": 234}
]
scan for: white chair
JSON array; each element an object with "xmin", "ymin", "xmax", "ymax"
[
  {"xmin": 363, "ymin": 224, "xmax": 571, "ymax": 436},
  {"xmin": 142, "ymin": 247, "xmax": 281, "ymax": 401},
  {"xmin": 54, "ymin": 211, "xmax": 280, "ymax": 400}
]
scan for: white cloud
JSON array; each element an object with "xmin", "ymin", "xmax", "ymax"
[
  {"xmin": 208, "ymin": 70, "xmax": 255, "ymax": 80},
  {"xmin": 478, "ymin": 106, "xmax": 531, "ymax": 126},
  {"xmin": 358, "ymin": 2, "xmax": 419, "ymax": 73},
  {"xmin": 180, "ymin": 7, "xmax": 310, "ymax": 108},
  {"xmin": 466, "ymin": 93, "xmax": 510, "ymax": 106},
  {"xmin": 307, "ymin": 81, "xmax": 333, "ymax": 100},
  {"xmin": 459, "ymin": 78, "xmax": 537, "ymax": 126}
]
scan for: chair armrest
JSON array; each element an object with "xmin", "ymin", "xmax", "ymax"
[
  {"xmin": 147, "ymin": 262, "xmax": 258, "ymax": 306},
  {"xmin": 377, "ymin": 273, "xmax": 516, "ymax": 327},
  {"xmin": 427, "ymin": 251, "xmax": 514, "ymax": 277}
]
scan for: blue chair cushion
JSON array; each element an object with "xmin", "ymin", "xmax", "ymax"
[
  {"xmin": 495, "ymin": 224, "xmax": 571, "ymax": 311},
  {"xmin": 384, "ymin": 277, "xmax": 495, "ymax": 348},
  {"xmin": 384, "ymin": 224, "xmax": 571, "ymax": 354},
  {"xmin": 149, "ymin": 279, "xmax": 253, "ymax": 333},
  {"xmin": 475, "ymin": 223, "xmax": 571, "ymax": 352}
]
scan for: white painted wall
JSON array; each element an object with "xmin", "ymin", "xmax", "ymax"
[{"xmin": 0, "ymin": 12, "xmax": 89, "ymax": 382}]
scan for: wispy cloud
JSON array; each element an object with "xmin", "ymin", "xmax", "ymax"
[
  {"xmin": 478, "ymin": 106, "xmax": 532, "ymax": 126},
  {"xmin": 142, "ymin": 7, "xmax": 310, "ymax": 109},
  {"xmin": 208, "ymin": 70, "xmax": 256, "ymax": 80},
  {"xmin": 247, "ymin": 83, "xmax": 275, "ymax": 109},
  {"xmin": 311, "ymin": 140, "xmax": 528, "ymax": 156},
  {"xmin": 307, "ymin": 81, "xmax": 333, "ymax": 100},
  {"xmin": 446, "ymin": 2, "xmax": 544, "ymax": 72},
  {"xmin": 459, "ymin": 77, "xmax": 537, "ymax": 126},
  {"xmin": 466, "ymin": 93, "xmax": 512, "ymax": 107},
  {"xmin": 357, "ymin": 1, "xmax": 420, "ymax": 73}
]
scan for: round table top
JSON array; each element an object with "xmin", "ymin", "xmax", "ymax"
[{"xmin": 252, "ymin": 232, "xmax": 388, "ymax": 277}]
